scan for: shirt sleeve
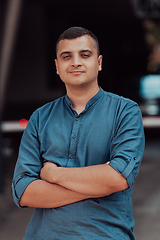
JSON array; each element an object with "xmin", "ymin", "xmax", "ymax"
[
  {"xmin": 12, "ymin": 111, "xmax": 42, "ymax": 207},
  {"xmin": 108, "ymin": 101, "xmax": 145, "ymax": 187}
]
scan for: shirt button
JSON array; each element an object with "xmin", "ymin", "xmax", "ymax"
[
  {"xmin": 72, "ymin": 135, "xmax": 76, "ymax": 139},
  {"xmin": 76, "ymin": 117, "xmax": 79, "ymax": 121},
  {"xmin": 70, "ymin": 155, "xmax": 74, "ymax": 159}
]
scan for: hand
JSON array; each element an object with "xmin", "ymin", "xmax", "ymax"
[{"xmin": 40, "ymin": 162, "xmax": 58, "ymax": 183}]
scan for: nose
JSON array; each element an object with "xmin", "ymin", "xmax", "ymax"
[{"xmin": 71, "ymin": 54, "xmax": 82, "ymax": 68}]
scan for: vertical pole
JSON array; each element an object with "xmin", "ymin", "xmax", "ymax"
[
  {"xmin": 0, "ymin": 115, "xmax": 3, "ymax": 192},
  {"xmin": 0, "ymin": 0, "xmax": 23, "ymax": 192}
]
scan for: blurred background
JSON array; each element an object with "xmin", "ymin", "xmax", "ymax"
[{"xmin": 0, "ymin": 0, "xmax": 160, "ymax": 239}]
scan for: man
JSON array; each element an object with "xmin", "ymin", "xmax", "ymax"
[{"xmin": 12, "ymin": 27, "xmax": 145, "ymax": 239}]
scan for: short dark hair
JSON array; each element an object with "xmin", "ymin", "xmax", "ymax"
[{"xmin": 56, "ymin": 27, "xmax": 100, "ymax": 56}]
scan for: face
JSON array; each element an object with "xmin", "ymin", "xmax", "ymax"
[{"xmin": 55, "ymin": 35, "xmax": 102, "ymax": 89}]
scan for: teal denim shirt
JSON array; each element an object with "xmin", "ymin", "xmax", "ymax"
[{"xmin": 12, "ymin": 88, "xmax": 145, "ymax": 240}]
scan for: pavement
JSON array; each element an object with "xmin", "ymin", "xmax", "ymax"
[{"xmin": 0, "ymin": 138, "xmax": 160, "ymax": 240}]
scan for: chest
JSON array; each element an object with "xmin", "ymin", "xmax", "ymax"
[{"xmin": 39, "ymin": 106, "xmax": 116, "ymax": 167}]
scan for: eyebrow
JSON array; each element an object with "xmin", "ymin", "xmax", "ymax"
[
  {"xmin": 60, "ymin": 51, "xmax": 71, "ymax": 57},
  {"xmin": 80, "ymin": 49, "xmax": 93, "ymax": 55},
  {"xmin": 60, "ymin": 49, "xmax": 93, "ymax": 57}
]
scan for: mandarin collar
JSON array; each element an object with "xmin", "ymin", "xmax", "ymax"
[{"xmin": 65, "ymin": 87, "xmax": 104, "ymax": 110}]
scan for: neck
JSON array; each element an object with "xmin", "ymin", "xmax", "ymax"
[{"xmin": 66, "ymin": 83, "xmax": 100, "ymax": 114}]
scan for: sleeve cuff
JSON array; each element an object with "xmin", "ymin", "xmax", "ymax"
[
  {"xmin": 108, "ymin": 156, "xmax": 139, "ymax": 187},
  {"xmin": 12, "ymin": 176, "xmax": 38, "ymax": 208}
]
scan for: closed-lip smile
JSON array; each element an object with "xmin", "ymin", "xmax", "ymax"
[{"xmin": 69, "ymin": 70, "xmax": 85, "ymax": 75}]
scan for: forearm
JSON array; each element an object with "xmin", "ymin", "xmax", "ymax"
[
  {"xmin": 52, "ymin": 164, "xmax": 129, "ymax": 196},
  {"xmin": 19, "ymin": 179, "xmax": 94, "ymax": 208}
]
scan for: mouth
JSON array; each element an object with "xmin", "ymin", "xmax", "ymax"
[{"xmin": 69, "ymin": 70, "xmax": 84, "ymax": 75}]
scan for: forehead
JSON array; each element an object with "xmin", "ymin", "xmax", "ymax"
[{"xmin": 57, "ymin": 35, "xmax": 97, "ymax": 55}]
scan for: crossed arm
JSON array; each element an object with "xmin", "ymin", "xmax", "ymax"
[{"xmin": 20, "ymin": 162, "xmax": 129, "ymax": 208}]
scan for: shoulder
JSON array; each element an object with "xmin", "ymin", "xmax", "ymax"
[
  {"xmin": 101, "ymin": 90, "xmax": 142, "ymax": 119},
  {"xmin": 103, "ymin": 90, "xmax": 138, "ymax": 107},
  {"xmin": 32, "ymin": 96, "xmax": 65, "ymax": 117},
  {"xmin": 27, "ymin": 96, "xmax": 65, "ymax": 129},
  {"xmin": 37, "ymin": 96, "xmax": 65, "ymax": 113}
]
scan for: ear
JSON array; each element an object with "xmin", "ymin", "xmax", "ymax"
[
  {"xmin": 98, "ymin": 55, "xmax": 103, "ymax": 71},
  {"xmin": 55, "ymin": 59, "xmax": 59, "ymax": 75}
]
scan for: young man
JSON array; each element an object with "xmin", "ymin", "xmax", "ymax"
[{"xmin": 12, "ymin": 27, "xmax": 145, "ymax": 239}]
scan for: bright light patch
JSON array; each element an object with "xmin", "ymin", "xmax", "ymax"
[
  {"xmin": 19, "ymin": 118, "xmax": 28, "ymax": 128},
  {"xmin": 140, "ymin": 75, "xmax": 160, "ymax": 99}
]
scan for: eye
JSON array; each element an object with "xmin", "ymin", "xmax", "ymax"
[
  {"xmin": 63, "ymin": 55, "xmax": 71, "ymax": 60},
  {"xmin": 82, "ymin": 53, "xmax": 89, "ymax": 58},
  {"xmin": 81, "ymin": 51, "xmax": 92, "ymax": 58}
]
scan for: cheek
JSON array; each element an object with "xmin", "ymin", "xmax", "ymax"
[
  {"xmin": 87, "ymin": 61, "xmax": 99, "ymax": 74},
  {"xmin": 57, "ymin": 64, "xmax": 67, "ymax": 76}
]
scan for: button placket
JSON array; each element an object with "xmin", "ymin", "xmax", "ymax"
[{"xmin": 67, "ymin": 116, "xmax": 80, "ymax": 167}]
